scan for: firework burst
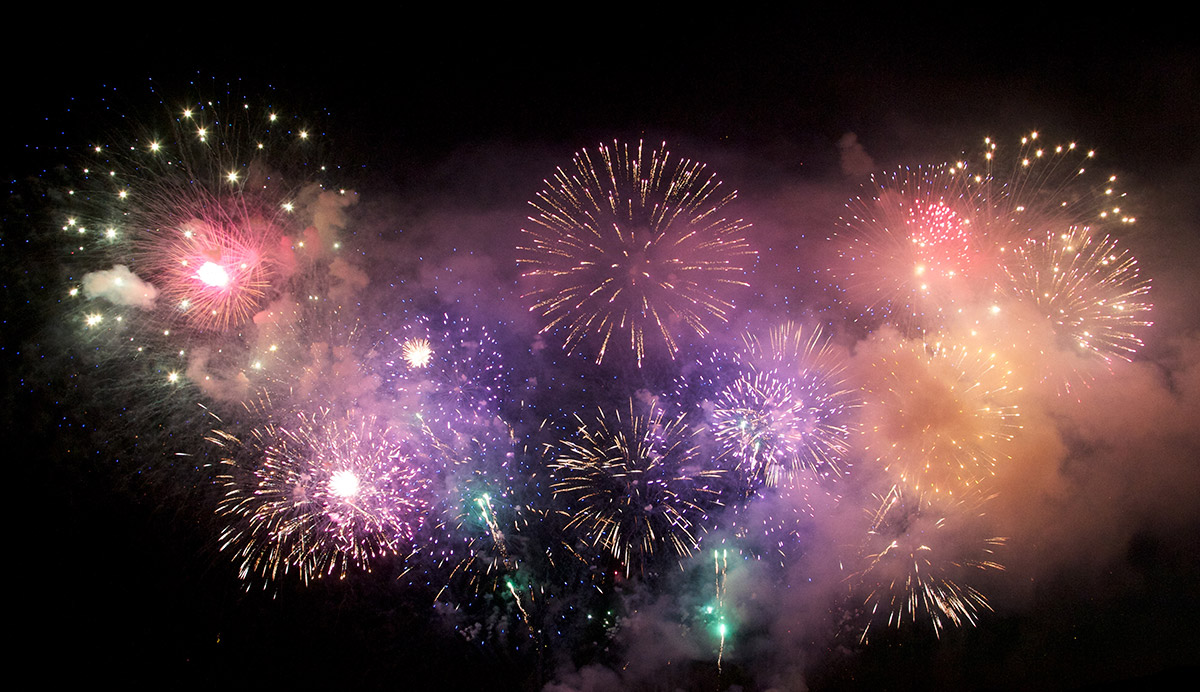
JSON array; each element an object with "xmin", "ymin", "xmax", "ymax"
[
  {"xmin": 831, "ymin": 164, "xmax": 985, "ymax": 330},
  {"xmin": 967, "ymin": 132, "xmax": 1137, "ymax": 253},
  {"xmin": 1000, "ymin": 225, "xmax": 1152, "ymax": 365},
  {"xmin": 518, "ymin": 140, "xmax": 754, "ymax": 366},
  {"xmin": 550, "ymin": 400, "xmax": 726, "ymax": 576},
  {"xmin": 61, "ymin": 92, "xmax": 356, "ymax": 405},
  {"xmin": 850, "ymin": 485, "xmax": 1005, "ymax": 642},
  {"xmin": 379, "ymin": 312, "xmax": 504, "ymax": 430},
  {"xmin": 713, "ymin": 323, "xmax": 858, "ymax": 487},
  {"xmin": 857, "ymin": 335, "xmax": 1022, "ymax": 496},
  {"xmin": 67, "ymin": 98, "xmax": 330, "ymax": 332},
  {"xmin": 213, "ymin": 406, "xmax": 429, "ymax": 586}
]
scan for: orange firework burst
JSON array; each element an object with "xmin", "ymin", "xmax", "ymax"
[
  {"xmin": 857, "ymin": 335, "xmax": 1022, "ymax": 497},
  {"xmin": 1000, "ymin": 225, "xmax": 1152, "ymax": 364}
]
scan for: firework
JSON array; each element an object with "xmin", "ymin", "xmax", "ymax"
[
  {"xmin": 423, "ymin": 421, "xmax": 526, "ymax": 594},
  {"xmin": 401, "ymin": 337, "xmax": 434, "ymax": 368},
  {"xmin": 379, "ymin": 312, "xmax": 504, "ymax": 431},
  {"xmin": 518, "ymin": 140, "xmax": 754, "ymax": 366},
  {"xmin": 550, "ymin": 401, "xmax": 726, "ymax": 576},
  {"xmin": 1000, "ymin": 225, "xmax": 1152, "ymax": 365},
  {"xmin": 214, "ymin": 407, "xmax": 429, "ymax": 585},
  {"xmin": 712, "ymin": 323, "xmax": 857, "ymax": 486},
  {"xmin": 68, "ymin": 99, "xmax": 330, "ymax": 333},
  {"xmin": 967, "ymin": 132, "xmax": 1136, "ymax": 253},
  {"xmin": 857, "ymin": 335, "xmax": 1022, "ymax": 496},
  {"xmin": 829, "ymin": 132, "xmax": 1143, "ymax": 337},
  {"xmin": 850, "ymin": 485, "xmax": 1005, "ymax": 642},
  {"xmin": 706, "ymin": 548, "xmax": 731, "ymax": 671},
  {"xmin": 62, "ymin": 92, "xmax": 356, "ymax": 405},
  {"xmin": 831, "ymin": 164, "xmax": 985, "ymax": 330}
]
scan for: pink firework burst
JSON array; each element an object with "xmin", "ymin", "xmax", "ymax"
[
  {"xmin": 831, "ymin": 165, "xmax": 985, "ymax": 332},
  {"xmin": 141, "ymin": 214, "xmax": 275, "ymax": 331},
  {"xmin": 213, "ymin": 407, "xmax": 430, "ymax": 586}
]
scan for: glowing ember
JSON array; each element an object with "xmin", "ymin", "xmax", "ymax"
[{"xmin": 196, "ymin": 260, "xmax": 231, "ymax": 287}]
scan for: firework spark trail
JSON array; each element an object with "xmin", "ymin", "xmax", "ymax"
[
  {"xmin": 968, "ymin": 132, "xmax": 1137, "ymax": 253},
  {"xmin": 213, "ymin": 406, "xmax": 429, "ymax": 586},
  {"xmin": 518, "ymin": 140, "xmax": 755, "ymax": 366},
  {"xmin": 713, "ymin": 548, "xmax": 729, "ymax": 671},
  {"xmin": 414, "ymin": 419, "xmax": 545, "ymax": 615},
  {"xmin": 463, "ymin": 492, "xmax": 534, "ymax": 635},
  {"xmin": 851, "ymin": 485, "xmax": 1005, "ymax": 642},
  {"xmin": 550, "ymin": 400, "xmax": 726, "ymax": 576}
]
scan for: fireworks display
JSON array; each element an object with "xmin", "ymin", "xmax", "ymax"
[
  {"xmin": 17, "ymin": 59, "xmax": 1187, "ymax": 690},
  {"xmin": 518, "ymin": 140, "xmax": 755, "ymax": 366}
]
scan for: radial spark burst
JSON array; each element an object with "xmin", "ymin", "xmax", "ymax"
[
  {"xmin": 518, "ymin": 140, "xmax": 754, "ymax": 366},
  {"xmin": 831, "ymin": 165, "xmax": 985, "ymax": 330},
  {"xmin": 713, "ymin": 323, "xmax": 858, "ymax": 487},
  {"xmin": 1001, "ymin": 226, "xmax": 1152, "ymax": 364},
  {"xmin": 66, "ymin": 97, "xmax": 331, "ymax": 333},
  {"xmin": 550, "ymin": 401, "xmax": 726, "ymax": 576},
  {"xmin": 858, "ymin": 336, "xmax": 1022, "ymax": 496},
  {"xmin": 401, "ymin": 338, "xmax": 434, "ymax": 368},
  {"xmin": 214, "ymin": 408, "xmax": 429, "ymax": 585},
  {"xmin": 851, "ymin": 485, "xmax": 1005, "ymax": 642},
  {"xmin": 61, "ymin": 91, "xmax": 356, "ymax": 405}
]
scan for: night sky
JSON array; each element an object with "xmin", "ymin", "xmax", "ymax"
[{"xmin": 6, "ymin": 24, "xmax": 1199, "ymax": 691}]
